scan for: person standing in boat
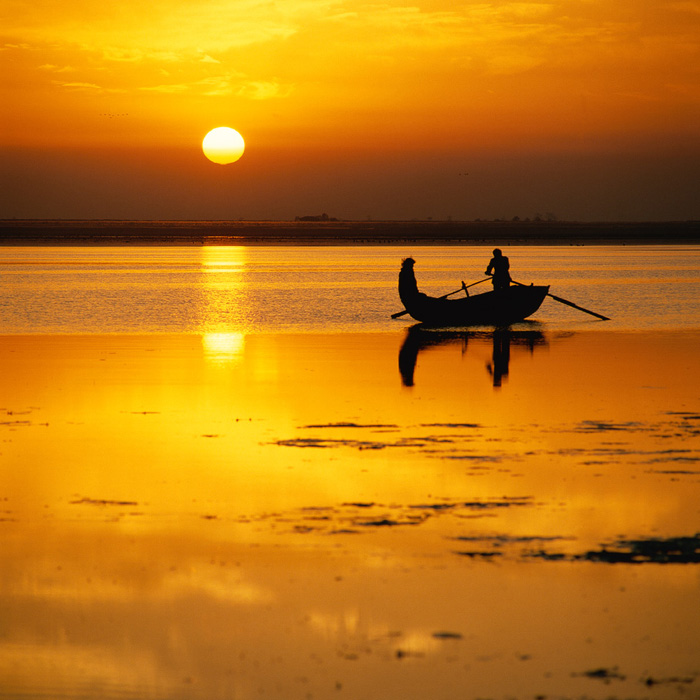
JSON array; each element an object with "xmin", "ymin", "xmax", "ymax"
[{"xmin": 485, "ymin": 248, "xmax": 512, "ymax": 290}]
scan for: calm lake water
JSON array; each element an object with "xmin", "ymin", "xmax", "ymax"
[
  {"xmin": 1, "ymin": 244, "xmax": 700, "ymax": 700},
  {"xmin": 1, "ymin": 245, "xmax": 700, "ymax": 333}
]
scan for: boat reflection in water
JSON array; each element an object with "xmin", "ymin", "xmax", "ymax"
[{"xmin": 399, "ymin": 324, "xmax": 548, "ymax": 388}]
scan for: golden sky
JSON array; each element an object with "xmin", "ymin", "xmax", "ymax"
[{"xmin": 2, "ymin": 0, "xmax": 699, "ymax": 220}]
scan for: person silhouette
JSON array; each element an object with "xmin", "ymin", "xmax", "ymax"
[{"xmin": 485, "ymin": 249, "xmax": 511, "ymax": 290}]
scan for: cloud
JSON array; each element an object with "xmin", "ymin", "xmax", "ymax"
[
  {"xmin": 139, "ymin": 74, "xmax": 292, "ymax": 99},
  {"xmin": 54, "ymin": 81, "xmax": 104, "ymax": 90},
  {"xmin": 53, "ymin": 80, "xmax": 126, "ymax": 93},
  {"xmin": 4, "ymin": 0, "xmax": 339, "ymax": 54},
  {"xmin": 234, "ymin": 80, "xmax": 293, "ymax": 100},
  {"xmin": 39, "ymin": 63, "xmax": 74, "ymax": 72}
]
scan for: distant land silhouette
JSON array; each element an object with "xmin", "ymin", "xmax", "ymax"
[{"xmin": 1, "ymin": 219, "xmax": 698, "ymax": 246}]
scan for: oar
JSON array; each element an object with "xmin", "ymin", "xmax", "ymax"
[
  {"xmin": 513, "ymin": 280, "xmax": 610, "ymax": 321},
  {"xmin": 391, "ymin": 277, "xmax": 491, "ymax": 319}
]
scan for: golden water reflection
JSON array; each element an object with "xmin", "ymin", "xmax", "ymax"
[
  {"xmin": 199, "ymin": 245, "xmax": 251, "ymax": 339},
  {"xmin": 1, "ymin": 330, "xmax": 699, "ymax": 699},
  {"xmin": 202, "ymin": 331, "xmax": 245, "ymax": 363}
]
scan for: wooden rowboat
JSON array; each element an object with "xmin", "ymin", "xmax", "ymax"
[{"xmin": 398, "ymin": 270, "xmax": 549, "ymax": 326}]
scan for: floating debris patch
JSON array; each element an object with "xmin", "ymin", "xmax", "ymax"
[
  {"xmin": 454, "ymin": 534, "xmax": 573, "ymax": 545},
  {"xmin": 454, "ymin": 551, "xmax": 503, "ymax": 559},
  {"xmin": 420, "ymin": 423, "xmax": 482, "ymax": 429},
  {"xmin": 644, "ymin": 674, "xmax": 697, "ymax": 687},
  {"xmin": 574, "ymin": 420, "xmax": 646, "ymax": 433},
  {"xmin": 521, "ymin": 533, "xmax": 700, "ymax": 564},
  {"xmin": 259, "ymin": 498, "xmax": 536, "ymax": 536},
  {"xmin": 301, "ymin": 422, "xmax": 399, "ymax": 430},
  {"xmin": 452, "ymin": 533, "xmax": 573, "ymax": 560},
  {"xmin": 271, "ymin": 435, "xmax": 456, "ymax": 450},
  {"xmin": 576, "ymin": 666, "xmax": 626, "ymax": 683},
  {"xmin": 432, "ymin": 631, "xmax": 463, "ymax": 640},
  {"xmin": 70, "ymin": 497, "xmax": 139, "ymax": 507},
  {"xmin": 437, "ymin": 453, "xmax": 506, "ymax": 463},
  {"xmin": 580, "ymin": 534, "xmax": 700, "ymax": 564}
]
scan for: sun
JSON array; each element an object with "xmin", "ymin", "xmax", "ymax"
[{"xmin": 202, "ymin": 127, "xmax": 245, "ymax": 165}]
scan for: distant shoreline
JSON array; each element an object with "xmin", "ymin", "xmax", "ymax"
[{"xmin": 1, "ymin": 219, "xmax": 698, "ymax": 246}]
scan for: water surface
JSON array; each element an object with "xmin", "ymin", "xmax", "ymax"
[
  {"xmin": 2, "ymin": 245, "xmax": 699, "ymax": 333},
  {"xmin": 1, "ymin": 245, "xmax": 699, "ymax": 700}
]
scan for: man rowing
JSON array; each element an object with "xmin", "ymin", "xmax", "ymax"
[{"xmin": 485, "ymin": 248, "xmax": 511, "ymax": 290}]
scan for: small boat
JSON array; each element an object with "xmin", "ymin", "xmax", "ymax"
[{"xmin": 398, "ymin": 261, "xmax": 549, "ymax": 326}]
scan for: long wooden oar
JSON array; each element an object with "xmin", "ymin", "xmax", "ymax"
[
  {"xmin": 513, "ymin": 280, "xmax": 610, "ymax": 321},
  {"xmin": 391, "ymin": 277, "xmax": 491, "ymax": 319}
]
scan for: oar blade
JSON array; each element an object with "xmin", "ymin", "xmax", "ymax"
[{"xmin": 547, "ymin": 293, "xmax": 610, "ymax": 321}]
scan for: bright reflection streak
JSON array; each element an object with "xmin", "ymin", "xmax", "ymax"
[
  {"xmin": 200, "ymin": 246, "xmax": 247, "ymax": 272},
  {"xmin": 202, "ymin": 331, "xmax": 245, "ymax": 363},
  {"xmin": 199, "ymin": 246, "xmax": 249, "ymax": 351}
]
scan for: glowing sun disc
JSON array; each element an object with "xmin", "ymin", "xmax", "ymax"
[{"xmin": 202, "ymin": 127, "xmax": 245, "ymax": 164}]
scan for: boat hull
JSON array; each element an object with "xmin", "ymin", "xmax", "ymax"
[{"xmin": 400, "ymin": 285, "xmax": 550, "ymax": 326}]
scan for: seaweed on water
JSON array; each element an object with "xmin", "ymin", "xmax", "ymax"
[
  {"xmin": 645, "ymin": 674, "xmax": 696, "ymax": 687},
  {"xmin": 359, "ymin": 518, "xmax": 421, "ymax": 528},
  {"xmin": 581, "ymin": 534, "xmax": 700, "ymax": 564},
  {"xmin": 432, "ymin": 631, "xmax": 463, "ymax": 640},
  {"xmin": 301, "ymin": 422, "xmax": 398, "ymax": 430},
  {"xmin": 420, "ymin": 423, "xmax": 481, "ymax": 429},
  {"xmin": 454, "ymin": 551, "xmax": 502, "ymax": 559},
  {"xmin": 575, "ymin": 420, "xmax": 646, "ymax": 433},
  {"xmin": 577, "ymin": 666, "xmax": 626, "ymax": 683}
]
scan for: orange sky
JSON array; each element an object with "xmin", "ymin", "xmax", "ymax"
[{"xmin": 2, "ymin": 0, "xmax": 699, "ymax": 220}]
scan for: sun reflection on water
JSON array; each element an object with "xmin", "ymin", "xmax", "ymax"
[
  {"xmin": 201, "ymin": 331, "xmax": 245, "ymax": 363},
  {"xmin": 199, "ymin": 246, "xmax": 251, "ymax": 351}
]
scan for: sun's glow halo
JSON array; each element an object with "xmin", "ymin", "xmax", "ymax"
[{"xmin": 202, "ymin": 127, "xmax": 245, "ymax": 165}]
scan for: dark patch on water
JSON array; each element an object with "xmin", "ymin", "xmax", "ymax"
[
  {"xmin": 71, "ymin": 497, "xmax": 139, "ymax": 507},
  {"xmin": 526, "ymin": 550, "xmax": 568, "ymax": 561},
  {"xmin": 454, "ymin": 551, "xmax": 502, "ymax": 559},
  {"xmin": 644, "ymin": 674, "xmax": 696, "ymax": 687},
  {"xmin": 273, "ymin": 437, "xmax": 391, "ymax": 450},
  {"xmin": 666, "ymin": 412, "xmax": 700, "ymax": 420},
  {"xmin": 420, "ymin": 423, "xmax": 482, "ymax": 429},
  {"xmin": 522, "ymin": 534, "xmax": 700, "ymax": 564},
  {"xmin": 409, "ymin": 503, "xmax": 456, "ymax": 512},
  {"xmin": 432, "ymin": 631, "xmax": 463, "ymax": 639},
  {"xmin": 454, "ymin": 534, "xmax": 572, "ymax": 545},
  {"xmin": 359, "ymin": 518, "xmax": 421, "ymax": 528},
  {"xmin": 575, "ymin": 420, "xmax": 646, "ymax": 433},
  {"xmin": 647, "ymin": 469, "xmax": 700, "ymax": 475},
  {"xmin": 580, "ymin": 534, "xmax": 700, "ymax": 564},
  {"xmin": 576, "ymin": 666, "xmax": 626, "ymax": 682},
  {"xmin": 259, "ymin": 498, "xmax": 536, "ymax": 536},
  {"xmin": 452, "ymin": 534, "xmax": 574, "ymax": 560},
  {"xmin": 272, "ymin": 435, "xmax": 457, "ymax": 450},
  {"xmin": 437, "ymin": 453, "xmax": 505, "ymax": 463},
  {"xmin": 458, "ymin": 497, "xmax": 533, "ymax": 509},
  {"xmin": 301, "ymin": 422, "xmax": 399, "ymax": 430}
]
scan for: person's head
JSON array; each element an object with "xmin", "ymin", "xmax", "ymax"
[
  {"xmin": 492, "ymin": 248, "xmax": 502, "ymax": 257},
  {"xmin": 402, "ymin": 257, "xmax": 416, "ymax": 268}
]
